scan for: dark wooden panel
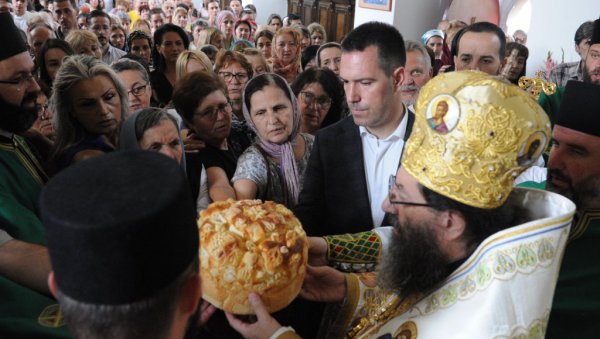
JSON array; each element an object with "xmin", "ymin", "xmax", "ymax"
[
  {"xmin": 302, "ymin": 0, "xmax": 317, "ymax": 24},
  {"xmin": 288, "ymin": 0, "xmax": 354, "ymax": 43},
  {"xmin": 332, "ymin": 0, "xmax": 354, "ymax": 42},
  {"xmin": 289, "ymin": 0, "xmax": 302, "ymax": 15}
]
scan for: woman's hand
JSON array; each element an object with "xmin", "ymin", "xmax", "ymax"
[
  {"xmin": 225, "ymin": 293, "xmax": 283, "ymax": 339},
  {"xmin": 181, "ymin": 129, "xmax": 206, "ymax": 153}
]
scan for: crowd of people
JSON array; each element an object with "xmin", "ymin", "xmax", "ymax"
[{"xmin": 0, "ymin": 0, "xmax": 599, "ymax": 338}]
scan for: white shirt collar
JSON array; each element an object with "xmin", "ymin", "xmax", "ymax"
[{"xmin": 359, "ymin": 104, "xmax": 409, "ymax": 142}]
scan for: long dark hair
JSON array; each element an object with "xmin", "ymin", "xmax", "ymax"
[
  {"xmin": 291, "ymin": 68, "xmax": 344, "ymax": 129},
  {"xmin": 39, "ymin": 39, "xmax": 75, "ymax": 88},
  {"xmin": 151, "ymin": 24, "xmax": 190, "ymax": 73}
]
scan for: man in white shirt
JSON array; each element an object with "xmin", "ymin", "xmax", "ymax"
[{"xmin": 295, "ymin": 21, "xmax": 414, "ymax": 236}]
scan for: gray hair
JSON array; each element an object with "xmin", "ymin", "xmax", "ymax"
[
  {"xmin": 55, "ymin": 259, "xmax": 197, "ymax": 339},
  {"xmin": 51, "ymin": 55, "xmax": 129, "ymax": 159},
  {"xmin": 111, "ymin": 58, "xmax": 150, "ymax": 84},
  {"xmin": 404, "ymin": 40, "xmax": 432, "ymax": 70}
]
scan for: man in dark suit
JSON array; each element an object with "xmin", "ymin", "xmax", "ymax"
[{"xmin": 295, "ymin": 22, "xmax": 414, "ymax": 236}]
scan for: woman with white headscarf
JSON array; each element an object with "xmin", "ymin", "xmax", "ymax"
[{"xmin": 232, "ymin": 73, "xmax": 314, "ymax": 208}]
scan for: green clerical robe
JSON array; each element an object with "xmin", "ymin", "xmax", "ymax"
[
  {"xmin": 0, "ymin": 134, "xmax": 70, "ymax": 338},
  {"xmin": 518, "ymin": 180, "xmax": 600, "ymax": 337}
]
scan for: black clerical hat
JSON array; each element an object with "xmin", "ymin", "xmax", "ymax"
[
  {"xmin": 41, "ymin": 150, "xmax": 198, "ymax": 305},
  {"xmin": 0, "ymin": 12, "xmax": 28, "ymax": 61},
  {"xmin": 556, "ymin": 81, "xmax": 600, "ymax": 138}
]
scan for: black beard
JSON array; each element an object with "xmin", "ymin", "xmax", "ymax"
[
  {"xmin": 547, "ymin": 169, "xmax": 600, "ymax": 210},
  {"xmin": 0, "ymin": 92, "xmax": 39, "ymax": 133},
  {"xmin": 377, "ymin": 217, "xmax": 453, "ymax": 297},
  {"xmin": 583, "ymin": 63, "xmax": 600, "ymax": 85}
]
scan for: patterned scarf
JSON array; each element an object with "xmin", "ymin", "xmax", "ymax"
[{"xmin": 242, "ymin": 74, "xmax": 302, "ymax": 204}]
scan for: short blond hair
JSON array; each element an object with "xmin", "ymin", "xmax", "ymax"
[
  {"xmin": 176, "ymin": 50, "xmax": 213, "ymax": 80},
  {"xmin": 65, "ymin": 29, "xmax": 100, "ymax": 53}
]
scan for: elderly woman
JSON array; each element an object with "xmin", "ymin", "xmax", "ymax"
[
  {"xmin": 65, "ymin": 29, "xmax": 103, "ymax": 59},
  {"xmin": 291, "ymin": 68, "xmax": 344, "ymax": 135},
  {"xmin": 232, "ymin": 73, "xmax": 314, "ymax": 208},
  {"xmin": 216, "ymin": 10, "xmax": 236, "ymax": 50},
  {"xmin": 38, "ymin": 39, "xmax": 75, "ymax": 88},
  {"xmin": 150, "ymin": 23, "xmax": 189, "ymax": 107},
  {"xmin": 119, "ymin": 107, "xmax": 184, "ymax": 165},
  {"xmin": 51, "ymin": 55, "xmax": 128, "ymax": 171},
  {"xmin": 112, "ymin": 58, "xmax": 153, "ymax": 114},
  {"xmin": 270, "ymin": 27, "xmax": 302, "ymax": 83}
]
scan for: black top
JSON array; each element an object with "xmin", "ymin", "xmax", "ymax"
[{"xmin": 150, "ymin": 70, "xmax": 173, "ymax": 107}]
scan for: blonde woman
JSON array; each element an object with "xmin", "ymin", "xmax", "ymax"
[
  {"xmin": 65, "ymin": 29, "xmax": 102, "ymax": 59},
  {"xmin": 270, "ymin": 27, "xmax": 302, "ymax": 83},
  {"xmin": 307, "ymin": 22, "xmax": 327, "ymax": 45},
  {"xmin": 176, "ymin": 50, "xmax": 213, "ymax": 80}
]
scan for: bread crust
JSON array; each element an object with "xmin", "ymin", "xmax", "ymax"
[{"xmin": 199, "ymin": 199, "xmax": 308, "ymax": 314}]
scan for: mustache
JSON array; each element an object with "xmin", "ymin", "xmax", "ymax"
[
  {"xmin": 400, "ymin": 85, "xmax": 418, "ymax": 92},
  {"xmin": 547, "ymin": 168, "xmax": 572, "ymax": 185}
]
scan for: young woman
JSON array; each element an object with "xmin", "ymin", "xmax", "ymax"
[
  {"xmin": 232, "ymin": 73, "xmax": 314, "ymax": 208},
  {"xmin": 150, "ymin": 24, "xmax": 189, "ymax": 107},
  {"xmin": 126, "ymin": 30, "xmax": 153, "ymax": 65},
  {"xmin": 216, "ymin": 10, "xmax": 236, "ymax": 50},
  {"xmin": 38, "ymin": 39, "xmax": 75, "ymax": 89}
]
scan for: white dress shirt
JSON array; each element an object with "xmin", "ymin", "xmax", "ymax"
[{"xmin": 359, "ymin": 108, "xmax": 409, "ymax": 227}]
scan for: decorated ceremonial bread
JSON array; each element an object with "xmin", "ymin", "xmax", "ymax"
[{"xmin": 199, "ymin": 199, "xmax": 308, "ymax": 314}]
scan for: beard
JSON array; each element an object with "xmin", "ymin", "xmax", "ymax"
[
  {"xmin": 583, "ymin": 63, "xmax": 600, "ymax": 85},
  {"xmin": 547, "ymin": 168, "xmax": 600, "ymax": 210},
  {"xmin": 377, "ymin": 216, "xmax": 453, "ymax": 297},
  {"xmin": 400, "ymin": 85, "xmax": 419, "ymax": 107},
  {"xmin": 0, "ymin": 92, "xmax": 39, "ymax": 134}
]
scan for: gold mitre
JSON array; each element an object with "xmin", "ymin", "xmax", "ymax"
[{"xmin": 402, "ymin": 70, "xmax": 551, "ymax": 209}]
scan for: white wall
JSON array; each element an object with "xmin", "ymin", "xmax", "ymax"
[
  {"xmin": 526, "ymin": 0, "xmax": 599, "ymax": 76},
  {"xmin": 252, "ymin": 0, "xmax": 287, "ymax": 26},
  {"xmin": 354, "ymin": 0, "xmax": 448, "ymax": 42}
]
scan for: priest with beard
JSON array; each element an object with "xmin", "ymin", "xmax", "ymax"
[
  {"xmin": 0, "ymin": 11, "xmax": 70, "ymax": 338},
  {"xmin": 225, "ymin": 71, "xmax": 577, "ymax": 339}
]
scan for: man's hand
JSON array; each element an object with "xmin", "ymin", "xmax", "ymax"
[
  {"xmin": 300, "ymin": 265, "xmax": 346, "ymax": 303},
  {"xmin": 225, "ymin": 293, "xmax": 282, "ymax": 339},
  {"xmin": 308, "ymin": 236, "xmax": 328, "ymax": 266}
]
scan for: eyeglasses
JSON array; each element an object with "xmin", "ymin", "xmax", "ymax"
[
  {"xmin": 127, "ymin": 83, "xmax": 149, "ymax": 97},
  {"xmin": 218, "ymin": 71, "xmax": 248, "ymax": 83},
  {"xmin": 0, "ymin": 73, "xmax": 35, "ymax": 91},
  {"xmin": 388, "ymin": 175, "xmax": 431, "ymax": 207},
  {"xmin": 195, "ymin": 102, "xmax": 232, "ymax": 119},
  {"xmin": 300, "ymin": 91, "xmax": 332, "ymax": 108}
]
